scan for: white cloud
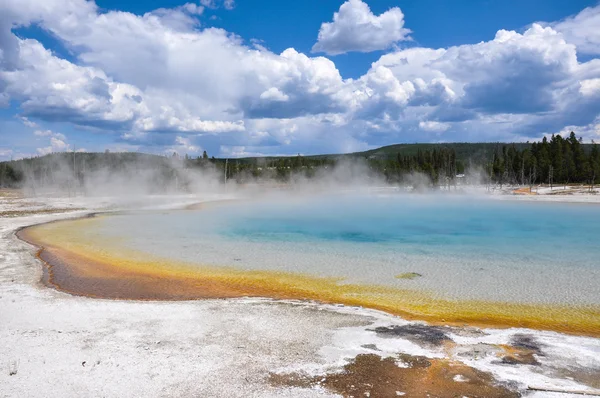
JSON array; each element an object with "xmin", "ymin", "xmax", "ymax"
[
  {"xmin": 37, "ymin": 136, "xmax": 70, "ymax": 155},
  {"xmin": 419, "ymin": 121, "xmax": 450, "ymax": 132},
  {"xmin": 580, "ymin": 78, "xmax": 600, "ymax": 96},
  {"xmin": 33, "ymin": 129, "xmax": 69, "ymax": 155},
  {"xmin": 181, "ymin": 3, "xmax": 204, "ymax": 15},
  {"xmin": 169, "ymin": 135, "xmax": 200, "ymax": 155},
  {"xmin": 136, "ymin": 116, "xmax": 245, "ymax": 134},
  {"xmin": 312, "ymin": 0, "xmax": 411, "ymax": 55},
  {"xmin": 219, "ymin": 145, "xmax": 271, "ymax": 158},
  {"xmin": 34, "ymin": 129, "xmax": 66, "ymax": 140},
  {"xmin": 259, "ymin": 87, "xmax": 289, "ymax": 102},
  {"xmin": 223, "ymin": 0, "xmax": 235, "ymax": 10},
  {"xmin": 33, "ymin": 129, "xmax": 53, "ymax": 137},
  {"xmin": 551, "ymin": 5, "xmax": 600, "ymax": 55},
  {"xmin": 3, "ymin": 37, "xmax": 248, "ymax": 135},
  {"xmin": 554, "ymin": 117, "xmax": 600, "ymax": 139},
  {"xmin": 200, "ymin": 0, "xmax": 234, "ymax": 10},
  {"xmin": 1, "ymin": 0, "xmax": 600, "ymax": 155},
  {"xmin": 1, "ymin": 1, "xmax": 350, "ymax": 123},
  {"xmin": 19, "ymin": 116, "xmax": 38, "ymax": 128},
  {"xmin": 372, "ymin": 24, "xmax": 580, "ymax": 116},
  {"xmin": 50, "ymin": 136, "xmax": 68, "ymax": 150}
]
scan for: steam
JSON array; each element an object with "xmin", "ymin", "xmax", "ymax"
[
  {"xmin": 6, "ymin": 151, "xmax": 495, "ymax": 200},
  {"xmin": 13, "ymin": 153, "xmax": 223, "ymax": 197}
]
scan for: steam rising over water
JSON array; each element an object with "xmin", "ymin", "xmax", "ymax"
[{"xmin": 92, "ymin": 193, "xmax": 600, "ymax": 306}]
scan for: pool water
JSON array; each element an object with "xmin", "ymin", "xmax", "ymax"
[{"xmin": 91, "ymin": 193, "xmax": 600, "ymax": 306}]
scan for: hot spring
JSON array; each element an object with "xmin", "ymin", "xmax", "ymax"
[{"xmin": 23, "ymin": 192, "xmax": 600, "ymax": 335}]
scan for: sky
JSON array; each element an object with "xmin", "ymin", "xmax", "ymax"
[{"xmin": 1, "ymin": 0, "xmax": 600, "ymax": 160}]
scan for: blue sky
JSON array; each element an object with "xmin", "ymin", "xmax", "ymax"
[{"xmin": 1, "ymin": 0, "xmax": 600, "ymax": 160}]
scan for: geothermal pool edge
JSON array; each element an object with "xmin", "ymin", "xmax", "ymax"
[{"xmin": 16, "ymin": 210, "xmax": 600, "ymax": 338}]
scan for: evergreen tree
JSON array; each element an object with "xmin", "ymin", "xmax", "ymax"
[
  {"xmin": 591, "ymin": 143, "xmax": 600, "ymax": 186},
  {"xmin": 550, "ymin": 134, "xmax": 564, "ymax": 182}
]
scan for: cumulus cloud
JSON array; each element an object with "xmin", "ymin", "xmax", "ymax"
[
  {"xmin": 181, "ymin": 3, "xmax": 204, "ymax": 15},
  {"xmin": 1, "ymin": 0, "xmax": 600, "ymax": 157},
  {"xmin": 2, "ymin": 37, "xmax": 247, "ymax": 135},
  {"xmin": 166, "ymin": 135, "xmax": 201, "ymax": 155},
  {"xmin": 20, "ymin": 116, "xmax": 38, "ymax": 128},
  {"xmin": 368, "ymin": 23, "xmax": 599, "ymax": 138},
  {"xmin": 147, "ymin": 3, "xmax": 205, "ymax": 31},
  {"xmin": 259, "ymin": 87, "xmax": 289, "ymax": 102},
  {"xmin": 33, "ymin": 129, "xmax": 66, "ymax": 140},
  {"xmin": 419, "ymin": 121, "xmax": 450, "ymax": 132},
  {"xmin": 223, "ymin": 0, "xmax": 235, "ymax": 10},
  {"xmin": 200, "ymin": 0, "xmax": 235, "ymax": 10},
  {"xmin": 312, "ymin": 0, "xmax": 411, "ymax": 55},
  {"xmin": 200, "ymin": 0, "xmax": 215, "ymax": 7},
  {"xmin": 35, "ymin": 130, "xmax": 71, "ymax": 155},
  {"xmin": 33, "ymin": 129, "xmax": 53, "ymax": 137},
  {"xmin": 551, "ymin": 5, "xmax": 600, "ymax": 55},
  {"xmin": 580, "ymin": 78, "xmax": 600, "ymax": 96},
  {"xmin": 550, "ymin": 117, "xmax": 600, "ymax": 142},
  {"xmin": 456, "ymin": 25, "xmax": 577, "ymax": 114},
  {"xmin": 0, "ymin": 1, "xmax": 353, "ymax": 125}
]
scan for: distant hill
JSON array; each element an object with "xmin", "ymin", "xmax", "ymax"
[
  {"xmin": 229, "ymin": 141, "xmax": 595, "ymax": 165},
  {"xmin": 1, "ymin": 140, "xmax": 597, "ymax": 188},
  {"xmin": 353, "ymin": 143, "xmax": 533, "ymax": 162},
  {"xmin": 212, "ymin": 142, "xmax": 536, "ymax": 164},
  {"xmin": 3, "ymin": 142, "xmax": 591, "ymax": 167}
]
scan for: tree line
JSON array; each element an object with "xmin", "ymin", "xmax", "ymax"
[
  {"xmin": 197, "ymin": 132, "xmax": 599, "ymax": 187},
  {"xmin": 1, "ymin": 132, "xmax": 598, "ymax": 189},
  {"xmin": 490, "ymin": 132, "xmax": 600, "ymax": 187}
]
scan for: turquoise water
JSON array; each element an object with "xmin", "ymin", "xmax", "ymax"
[
  {"xmin": 218, "ymin": 194, "xmax": 599, "ymax": 264},
  {"xmin": 95, "ymin": 193, "xmax": 600, "ymax": 304}
]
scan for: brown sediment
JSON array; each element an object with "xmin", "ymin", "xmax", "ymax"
[
  {"xmin": 497, "ymin": 344, "xmax": 540, "ymax": 366},
  {"xmin": 16, "ymin": 215, "xmax": 600, "ymax": 338},
  {"xmin": 270, "ymin": 353, "xmax": 521, "ymax": 398},
  {"xmin": 1, "ymin": 208, "xmax": 85, "ymax": 218},
  {"xmin": 0, "ymin": 188, "xmax": 23, "ymax": 198},
  {"xmin": 513, "ymin": 187, "xmax": 537, "ymax": 195},
  {"xmin": 395, "ymin": 272, "xmax": 422, "ymax": 280},
  {"xmin": 184, "ymin": 198, "xmax": 242, "ymax": 210},
  {"xmin": 495, "ymin": 333, "xmax": 543, "ymax": 365}
]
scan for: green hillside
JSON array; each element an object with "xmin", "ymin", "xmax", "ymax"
[
  {"xmin": 354, "ymin": 143, "xmax": 533, "ymax": 163},
  {"xmin": 1, "ymin": 136, "xmax": 598, "ymax": 188}
]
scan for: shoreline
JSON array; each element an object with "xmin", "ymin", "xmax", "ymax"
[
  {"xmin": 14, "ymin": 212, "xmax": 103, "ymax": 294},
  {"xmin": 17, "ymin": 212, "xmax": 600, "ymax": 338}
]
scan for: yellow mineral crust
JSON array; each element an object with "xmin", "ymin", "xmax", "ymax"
[{"xmin": 19, "ymin": 215, "xmax": 600, "ymax": 338}]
